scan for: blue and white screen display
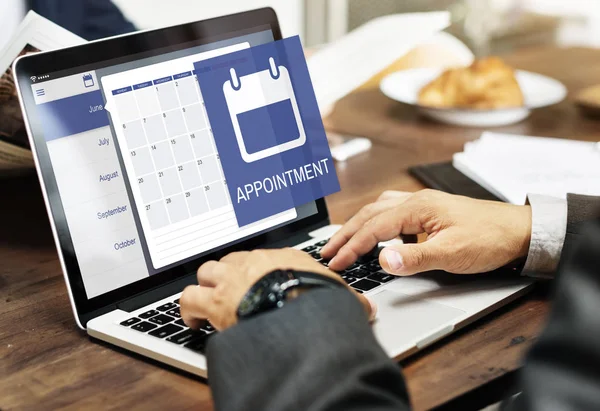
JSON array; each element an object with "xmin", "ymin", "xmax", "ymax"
[{"xmin": 31, "ymin": 30, "xmax": 319, "ymax": 298}]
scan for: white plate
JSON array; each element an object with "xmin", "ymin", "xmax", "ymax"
[{"xmin": 380, "ymin": 68, "xmax": 567, "ymax": 127}]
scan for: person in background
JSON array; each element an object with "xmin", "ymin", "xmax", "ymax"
[
  {"xmin": 29, "ymin": 0, "xmax": 135, "ymax": 40},
  {"xmin": 1, "ymin": 0, "xmax": 134, "ymax": 49},
  {"xmin": 181, "ymin": 189, "xmax": 600, "ymax": 411}
]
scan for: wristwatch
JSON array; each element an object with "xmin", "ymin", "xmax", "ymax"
[{"xmin": 236, "ymin": 269, "xmax": 344, "ymax": 320}]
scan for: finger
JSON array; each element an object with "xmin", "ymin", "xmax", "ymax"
[
  {"xmin": 197, "ymin": 260, "xmax": 230, "ymax": 287},
  {"xmin": 330, "ymin": 205, "xmax": 424, "ymax": 271},
  {"xmin": 179, "ymin": 285, "xmax": 215, "ymax": 329},
  {"xmin": 321, "ymin": 199, "xmax": 405, "ymax": 259},
  {"xmin": 196, "ymin": 260, "xmax": 221, "ymax": 287},
  {"xmin": 379, "ymin": 241, "xmax": 445, "ymax": 276}
]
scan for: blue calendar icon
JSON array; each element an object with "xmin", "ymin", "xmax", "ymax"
[
  {"xmin": 224, "ymin": 57, "xmax": 306, "ymax": 163},
  {"xmin": 195, "ymin": 36, "xmax": 340, "ymax": 227},
  {"xmin": 82, "ymin": 73, "xmax": 94, "ymax": 88}
]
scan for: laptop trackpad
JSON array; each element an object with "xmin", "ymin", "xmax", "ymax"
[{"xmin": 370, "ymin": 290, "xmax": 466, "ymax": 356}]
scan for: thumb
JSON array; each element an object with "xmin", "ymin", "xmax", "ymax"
[
  {"xmin": 354, "ymin": 291, "xmax": 378, "ymax": 322},
  {"xmin": 379, "ymin": 242, "xmax": 444, "ymax": 276}
]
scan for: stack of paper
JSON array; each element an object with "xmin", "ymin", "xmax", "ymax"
[{"xmin": 453, "ymin": 132, "xmax": 600, "ymax": 204}]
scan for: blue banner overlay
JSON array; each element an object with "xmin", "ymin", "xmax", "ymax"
[
  {"xmin": 195, "ymin": 36, "xmax": 339, "ymax": 227},
  {"xmin": 37, "ymin": 90, "xmax": 110, "ymax": 141}
]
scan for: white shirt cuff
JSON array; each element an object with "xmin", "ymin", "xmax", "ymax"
[{"xmin": 522, "ymin": 194, "xmax": 567, "ymax": 279}]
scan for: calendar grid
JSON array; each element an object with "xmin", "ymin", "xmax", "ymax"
[
  {"xmin": 131, "ymin": 152, "xmax": 215, "ymax": 179},
  {"xmin": 113, "ymin": 72, "xmax": 231, "ymax": 234},
  {"xmin": 175, "ymin": 77, "xmax": 216, "ymax": 211},
  {"xmin": 130, "ymin": 89, "xmax": 173, "ymax": 227},
  {"xmin": 159, "ymin": 83, "xmax": 196, "ymax": 219}
]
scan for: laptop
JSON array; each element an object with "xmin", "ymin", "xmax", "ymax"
[{"xmin": 14, "ymin": 8, "xmax": 532, "ymax": 378}]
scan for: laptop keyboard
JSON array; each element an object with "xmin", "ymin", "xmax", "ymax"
[
  {"xmin": 119, "ymin": 238, "xmax": 391, "ymax": 352},
  {"xmin": 304, "ymin": 239, "xmax": 390, "ymax": 294},
  {"xmin": 120, "ymin": 298, "xmax": 216, "ymax": 353}
]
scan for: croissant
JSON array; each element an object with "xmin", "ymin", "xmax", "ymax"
[{"xmin": 418, "ymin": 57, "xmax": 524, "ymax": 109}]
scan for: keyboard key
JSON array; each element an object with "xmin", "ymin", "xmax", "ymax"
[
  {"xmin": 309, "ymin": 251, "xmax": 321, "ymax": 260},
  {"xmin": 357, "ymin": 247, "xmax": 382, "ymax": 264},
  {"xmin": 149, "ymin": 323, "xmax": 183, "ymax": 339},
  {"xmin": 148, "ymin": 314, "xmax": 174, "ymax": 325},
  {"xmin": 197, "ymin": 320, "xmax": 214, "ymax": 332},
  {"xmin": 365, "ymin": 262, "xmax": 382, "ymax": 273},
  {"xmin": 174, "ymin": 299, "xmax": 180, "ymax": 304},
  {"xmin": 368, "ymin": 273, "xmax": 395, "ymax": 283},
  {"xmin": 166, "ymin": 307, "xmax": 181, "ymax": 318},
  {"xmin": 315, "ymin": 239, "xmax": 328, "ymax": 247},
  {"xmin": 175, "ymin": 319, "xmax": 187, "ymax": 327},
  {"xmin": 131, "ymin": 321, "xmax": 158, "ymax": 332},
  {"xmin": 346, "ymin": 268, "xmax": 369, "ymax": 278},
  {"xmin": 167, "ymin": 328, "xmax": 206, "ymax": 345},
  {"xmin": 363, "ymin": 260, "xmax": 381, "ymax": 270},
  {"xmin": 351, "ymin": 279, "xmax": 380, "ymax": 292},
  {"xmin": 341, "ymin": 275, "xmax": 356, "ymax": 285},
  {"xmin": 185, "ymin": 332, "xmax": 214, "ymax": 353},
  {"xmin": 120, "ymin": 317, "xmax": 141, "ymax": 327},
  {"xmin": 345, "ymin": 263, "xmax": 361, "ymax": 271},
  {"xmin": 139, "ymin": 309, "xmax": 159, "ymax": 319},
  {"xmin": 302, "ymin": 245, "xmax": 317, "ymax": 253},
  {"xmin": 156, "ymin": 302, "xmax": 177, "ymax": 312}
]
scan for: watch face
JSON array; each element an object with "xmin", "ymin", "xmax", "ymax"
[
  {"xmin": 237, "ymin": 270, "xmax": 295, "ymax": 319},
  {"xmin": 238, "ymin": 287, "xmax": 265, "ymax": 317}
]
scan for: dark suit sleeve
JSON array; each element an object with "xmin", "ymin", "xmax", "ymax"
[
  {"xmin": 562, "ymin": 194, "xmax": 600, "ymax": 258},
  {"xmin": 503, "ymin": 217, "xmax": 600, "ymax": 410},
  {"xmin": 206, "ymin": 288, "xmax": 410, "ymax": 411}
]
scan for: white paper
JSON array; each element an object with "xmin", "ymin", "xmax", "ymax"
[
  {"xmin": 307, "ymin": 11, "xmax": 451, "ymax": 116},
  {"xmin": 0, "ymin": 11, "xmax": 84, "ymax": 173},
  {"xmin": 453, "ymin": 131, "xmax": 600, "ymax": 204},
  {"xmin": 0, "ymin": 11, "xmax": 84, "ymax": 74}
]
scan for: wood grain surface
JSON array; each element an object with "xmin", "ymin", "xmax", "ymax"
[{"xmin": 2, "ymin": 46, "xmax": 600, "ymax": 410}]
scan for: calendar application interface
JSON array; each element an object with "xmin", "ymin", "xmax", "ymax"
[
  {"xmin": 101, "ymin": 44, "xmax": 297, "ymax": 270},
  {"xmin": 33, "ymin": 30, "xmax": 319, "ymax": 298},
  {"xmin": 196, "ymin": 36, "xmax": 340, "ymax": 227}
]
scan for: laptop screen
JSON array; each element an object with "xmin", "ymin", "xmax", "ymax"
[{"xmin": 27, "ymin": 28, "xmax": 319, "ymax": 299}]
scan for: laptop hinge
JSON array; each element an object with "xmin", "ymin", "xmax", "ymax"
[{"xmin": 117, "ymin": 273, "xmax": 197, "ymax": 313}]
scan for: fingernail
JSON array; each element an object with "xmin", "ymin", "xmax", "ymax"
[
  {"xmin": 328, "ymin": 256, "xmax": 337, "ymax": 267},
  {"xmin": 368, "ymin": 298, "xmax": 378, "ymax": 321},
  {"xmin": 383, "ymin": 248, "xmax": 403, "ymax": 271}
]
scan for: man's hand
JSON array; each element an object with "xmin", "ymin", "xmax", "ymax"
[
  {"xmin": 180, "ymin": 248, "xmax": 375, "ymax": 331},
  {"xmin": 321, "ymin": 189, "xmax": 532, "ymax": 276}
]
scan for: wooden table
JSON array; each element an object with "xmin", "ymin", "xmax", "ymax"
[{"xmin": 2, "ymin": 46, "xmax": 600, "ymax": 410}]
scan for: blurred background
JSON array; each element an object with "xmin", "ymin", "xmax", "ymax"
[{"xmin": 112, "ymin": 0, "xmax": 600, "ymax": 54}]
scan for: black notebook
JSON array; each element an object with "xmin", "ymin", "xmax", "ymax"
[{"xmin": 408, "ymin": 162, "xmax": 502, "ymax": 202}]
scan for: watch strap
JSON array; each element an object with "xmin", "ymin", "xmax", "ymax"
[{"xmin": 237, "ymin": 269, "xmax": 344, "ymax": 320}]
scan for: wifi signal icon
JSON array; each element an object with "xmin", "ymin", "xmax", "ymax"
[{"xmin": 30, "ymin": 76, "xmax": 37, "ymax": 82}]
